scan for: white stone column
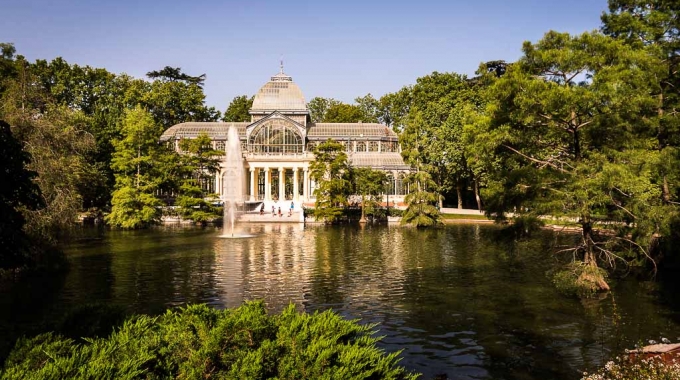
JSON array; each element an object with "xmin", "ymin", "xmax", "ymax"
[
  {"xmin": 303, "ymin": 168, "xmax": 309, "ymax": 201},
  {"xmin": 249, "ymin": 168, "xmax": 255, "ymax": 201},
  {"xmin": 264, "ymin": 167, "xmax": 271, "ymax": 201},
  {"xmin": 293, "ymin": 168, "xmax": 299, "ymax": 201},
  {"xmin": 215, "ymin": 171, "xmax": 221, "ymax": 198},
  {"xmin": 278, "ymin": 167, "xmax": 285, "ymax": 202}
]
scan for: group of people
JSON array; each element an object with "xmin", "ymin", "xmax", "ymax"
[{"xmin": 259, "ymin": 201, "xmax": 295, "ymax": 217}]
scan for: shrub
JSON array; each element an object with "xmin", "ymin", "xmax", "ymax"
[
  {"xmin": 0, "ymin": 301, "xmax": 419, "ymax": 379},
  {"xmin": 552, "ymin": 262, "xmax": 609, "ymax": 298}
]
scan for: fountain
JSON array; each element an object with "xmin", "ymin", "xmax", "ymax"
[{"xmin": 218, "ymin": 126, "xmax": 251, "ymax": 238}]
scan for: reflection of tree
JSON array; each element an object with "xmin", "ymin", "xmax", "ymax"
[
  {"xmin": 7, "ymin": 224, "xmax": 680, "ymax": 379},
  {"xmin": 107, "ymin": 228, "xmax": 219, "ymax": 315}
]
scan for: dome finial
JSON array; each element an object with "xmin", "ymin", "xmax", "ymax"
[{"xmin": 280, "ymin": 55, "xmax": 284, "ymax": 74}]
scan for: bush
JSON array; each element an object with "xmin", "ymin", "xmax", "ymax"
[
  {"xmin": 552, "ymin": 262, "xmax": 609, "ymax": 298},
  {"xmin": 0, "ymin": 301, "xmax": 419, "ymax": 379},
  {"xmin": 581, "ymin": 354, "xmax": 680, "ymax": 380}
]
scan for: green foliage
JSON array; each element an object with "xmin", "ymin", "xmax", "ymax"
[
  {"xmin": 0, "ymin": 120, "xmax": 43, "ymax": 271},
  {"xmin": 0, "ymin": 301, "xmax": 418, "ymax": 380},
  {"xmin": 310, "ymin": 140, "xmax": 352, "ymax": 223},
  {"xmin": 222, "ymin": 95, "xmax": 253, "ymax": 122},
  {"xmin": 107, "ymin": 184, "xmax": 163, "ymax": 229},
  {"xmin": 146, "ymin": 66, "xmax": 206, "ymax": 87},
  {"xmin": 353, "ymin": 93, "xmax": 381, "ymax": 123},
  {"xmin": 396, "ymin": 72, "xmax": 482, "ymax": 208},
  {"xmin": 466, "ymin": 29, "xmax": 671, "ymax": 288},
  {"xmin": 324, "ymin": 103, "xmax": 369, "ymax": 123},
  {"xmin": 352, "ymin": 167, "xmax": 387, "ymax": 220},
  {"xmin": 552, "ymin": 262, "xmax": 610, "ymax": 298},
  {"xmin": 174, "ymin": 133, "xmax": 222, "ymax": 223},
  {"xmin": 107, "ymin": 106, "xmax": 166, "ymax": 229},
  {"xmin": 401, "ymin": 171, "xmax": 441, "ymax": 228},
  {"xmin": 307, "ymin": 97, "xmax": 341, "ymax": 123}
]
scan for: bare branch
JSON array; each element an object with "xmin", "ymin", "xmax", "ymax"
[{"xmin": 502, "ymin": 144, "xmax": 569, "ymax": 173}]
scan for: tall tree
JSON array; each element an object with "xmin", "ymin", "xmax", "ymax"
[
  {"xmin": 107, "ymin": 106, "xmax": 166, "ymax": 228},
  {"xmin": 2, "ymin": 60, "xmax": 95, "ymax": 241},
  {"xmin": 400, "ymin": 72, "xmax": 478, "ymax": 208},
  {"xmin": 324, "ymin": 103, "xmax": 369, "ymax": 123},
  {"xmin": 175, "ymin": 133, "xmax": 223, "ymax": 223},
  {"xmin": 222, "ymin": 95, "xmax": 253, "ymax": 122},
  {"xmin": 0, "ymin": 120, "xmax": 43, "ymax": 270},
  {"xmin": 146, "ymin": 66, "xmax": 206, "ymax": 87},
  {"xmin": 472, "ymin": 30, "xmax": 662, "ymax": 292},
  {"xmin": 308, "ymin": 97, "xmax": 341, "ymax": 123},
  {"xmin": 353, "ymin": 94, "xmax": 380, "ymax": 123},
  {"xmin": 601, "ymin": 0, "xmax": 680, "ymax": 232},
  {"xmin": 352, "ymin": 167, "xmax": 387, "ymax": 222},
  {"xmin": 310, "ymin": 139, "xmax": 351, "ymax": 223},
  {"xmin": 401, "ymin": 171, "xmax": 441, "ymax": 227}
]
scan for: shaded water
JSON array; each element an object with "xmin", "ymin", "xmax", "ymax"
[{"xmin": 2, "ymin": 224, "xmax": 680, "ymax": 379}]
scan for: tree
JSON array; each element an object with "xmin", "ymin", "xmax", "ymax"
[
  {"xmin": 353, "ymin": 94, "xmax": 380, "ymax": 123},
  {"xmin": 107, "ymin": 106, "xmax": 165, "ymax": 228},
  {"xmin": 472, "ymin": 30, "xmax": 662, "ymax": 293},
  {"xmin": 146, "ymin": 66, "xmax": 206, "ymax": 87},
  {"xmin": 175, "ymin": 133, "xmax": 222, "ymax": 223},
  {"xmin": 401, "ymin": 171, "xmax": 441, "ymax": 227},
  {"xmin": 144, "ymin": 79, "xmax": 221, "ymax": 129},
  {"xmin": 377, "ymin": 88, "xmax": 412, "ymax": 131},
  {"xmin": 222, "ymin": 95, "xmax": 253, "ymax": 122},
  {"xmin": 1, "ymin": 59, "xmax": 96, "ymax": 240},
  {"xmin": 0, "ymin": 120, "xmax": 43, "ymax": 270},
  {"xmin": 324, "ymin": 103, "xmax": 370, "ymax": 123},
  {"xmin": 308, "ymin": 97, "xmax": 341, "ymax": 123},
  {"xmin": 310, "ymin": 139, "xmax": 351, "ymax": 223},
  {"xmin": 601, "ymin": 0, "xmax": 680, "ymax": 247},
  {"xmin": 399, "ymin": 72, "xmax": 478, "ymax": 209},
  {"xmin": 352, "ymin": 167, "xmax": 387, "ymax": 222}
]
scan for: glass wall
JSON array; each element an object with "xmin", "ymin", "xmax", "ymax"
[{"xmin": 249, "ymin": 120, "xmax": 303, "ymax": 154}]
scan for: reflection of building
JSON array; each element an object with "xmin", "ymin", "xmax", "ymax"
[{"xmin": 160, "ymin": 68, "xmax": 411, "ymax": 207}]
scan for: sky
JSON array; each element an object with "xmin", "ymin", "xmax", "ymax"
[{"xmin": 1, "ymin": 0, "xmax": 610, "ymax": 110}]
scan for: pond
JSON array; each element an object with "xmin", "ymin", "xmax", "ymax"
[{"xmin": 2, "ymin": 223, "xmax": 680, "ymax": 379}]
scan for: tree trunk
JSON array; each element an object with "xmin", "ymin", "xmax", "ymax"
[
  {"xmin": 438, "ymin": 194, "xmax": 443, "ymax": 210},
  {"xmin": 663, "ymin": 175, "xmax": 671, "ymax": 204},
  {"xmin": 581, "ymin": 221, "xmax": 610, "ymax": 291},
  {"xmin": 456, "ymin": 184, "xmax": 463, "ymax": 209},
  {"xmin": 571, "ymin": 110, "xmax": 581, "ymax": 161},
  {"xmin": 474, "ymin": 179, "xmax": 482, "ymax": 211}
]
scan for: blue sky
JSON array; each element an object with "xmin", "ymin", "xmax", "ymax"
[{"xmin": 2, "ymin": 0, "xmax": 609, "ymax": 110}]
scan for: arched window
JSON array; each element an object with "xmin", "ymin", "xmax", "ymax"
[{"xmin": 249, "ymin": 120, "xmax": 303, "ymax": 154}]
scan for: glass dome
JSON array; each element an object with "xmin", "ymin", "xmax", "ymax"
[{"xmin": 251, "ymin": 71, "xmax": 307, "ymax": 112}]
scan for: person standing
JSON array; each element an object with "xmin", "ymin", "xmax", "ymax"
[{"xmin": 289, "ymin": 201, "xmax": 294, "ymax": 216}]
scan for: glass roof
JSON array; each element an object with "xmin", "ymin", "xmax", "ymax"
[
  {"xmin": 251, "ymin": 72, "xmax": 307, "ymax": 112},
  {"xmin": 160, "ymin": 122, "xmax": 248, "ymax": 141},
  {"xmin": 309, "ymin": 123, "xmax": 398, "ymax": 139},
  {"xmin": 349, "ymin": 152, "xmax": 411, "ymax": 169}
]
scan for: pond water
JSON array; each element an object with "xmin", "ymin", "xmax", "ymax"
[{"xmin": 2, "ymin": 223, "xmax": 680, "ymax": 379}]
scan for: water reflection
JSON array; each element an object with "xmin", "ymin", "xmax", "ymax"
[{"xmin": 2, "ymin": 224, "xmax": 680, "ymax": 380}]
